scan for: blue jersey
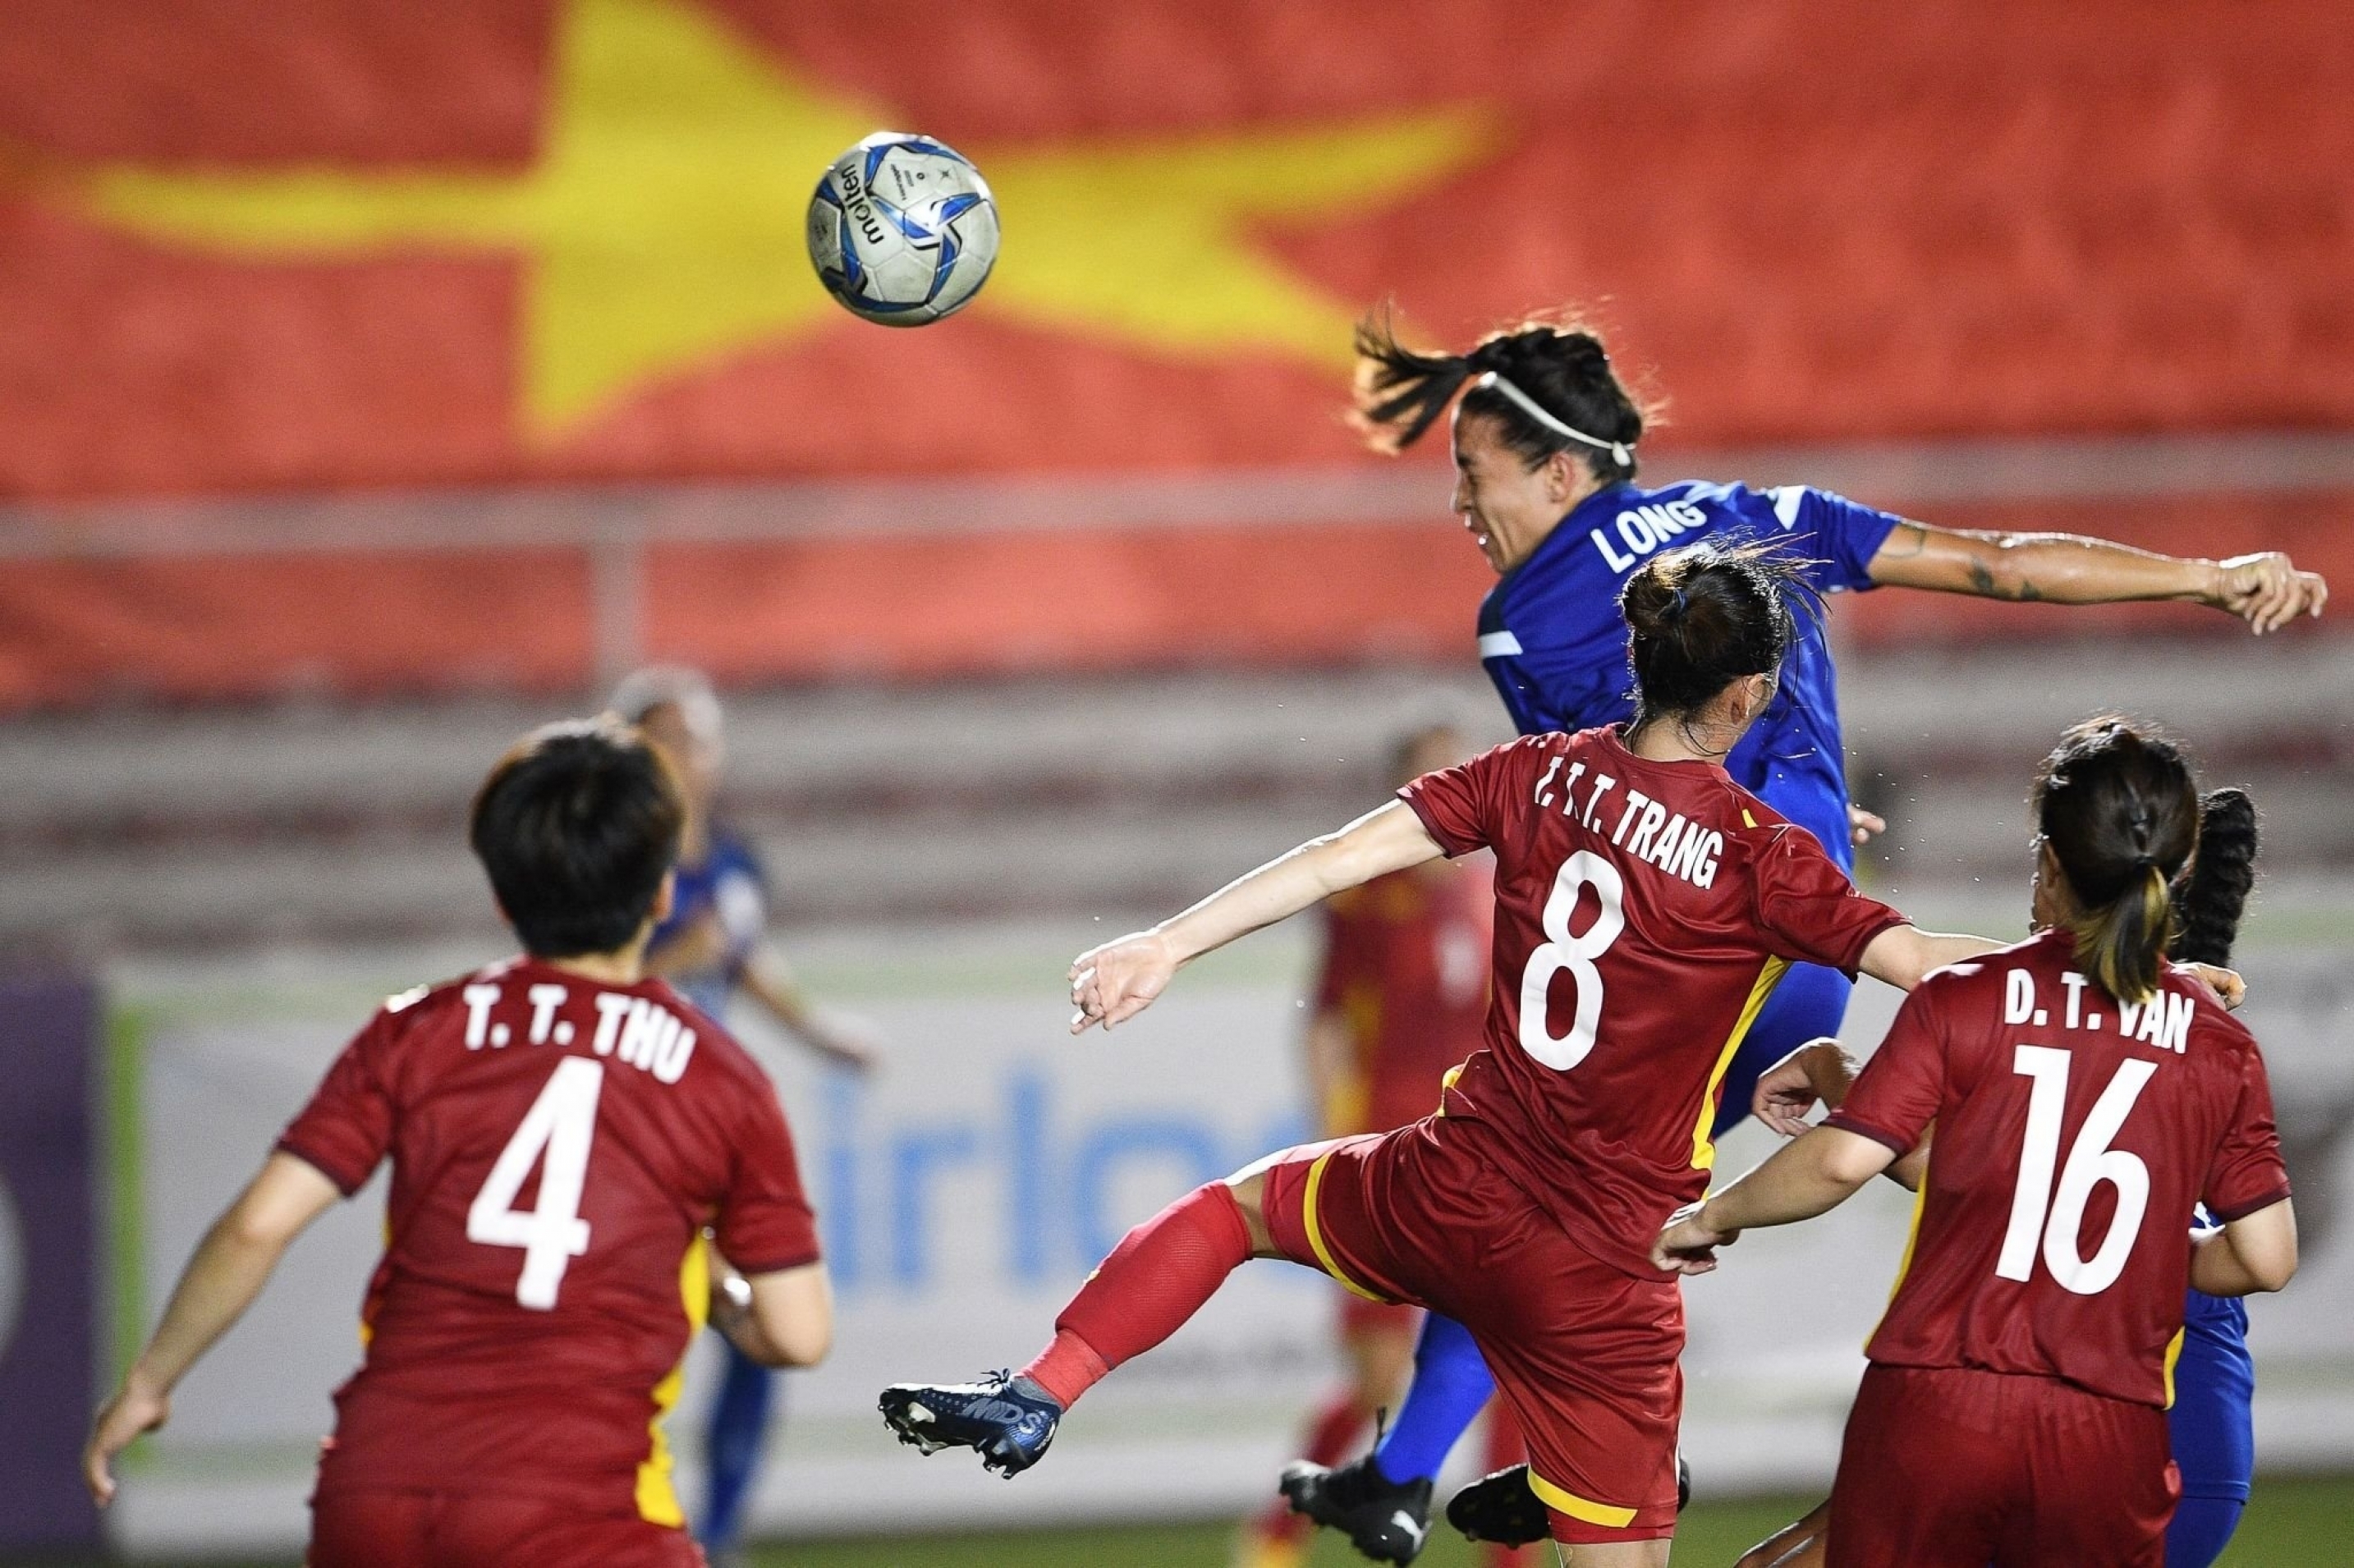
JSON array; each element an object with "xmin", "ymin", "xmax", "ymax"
[
  {"xmin": 1475, "ymin": 479, "xmax": 1902, "ymax": 870},
  {"xmin": 651, "ymin": 821, "xmax": 769, "ymax": 1019}
]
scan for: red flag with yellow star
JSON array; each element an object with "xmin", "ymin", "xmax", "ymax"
[{"xmin": 0, "ymin": 0, "xmax": 2347, "ymax": 704}]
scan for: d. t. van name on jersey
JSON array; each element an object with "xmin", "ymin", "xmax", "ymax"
[
  {"xmin": 1531, "ymin": 754, "xmax": 1726, "ymax": 890},
  {"xmin": 1590, "ymin": 499, "xmax": 1710, "ymax": 574},
  {"xmin": 1997, "ymin": 965, "xmax": 2196, "ymax": 1055},
  {"xmin": 443, "ymin": 980, "xmax": 701, "ymax": 1084}
]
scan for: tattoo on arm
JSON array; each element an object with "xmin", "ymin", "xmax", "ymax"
[{"xmin": 1880, "ymin": 521, "xmax": 1930, "ymax": 559}]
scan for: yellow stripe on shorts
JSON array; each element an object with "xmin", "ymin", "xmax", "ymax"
[
  {"xmin": 1301, "ymin": 1148, "xmax": 1389, "ymax": 1303},
  {"xmin": 1526, "ymin": 1467, "xmax": 1640, "ymax": 1529}
]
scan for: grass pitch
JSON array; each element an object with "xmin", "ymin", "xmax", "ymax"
[{"xmin": 741, "ymin": 1474, "xmax": 2350, "ymax": 1565}]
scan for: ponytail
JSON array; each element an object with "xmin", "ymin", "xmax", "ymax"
[
  {"xmin": 1351, "ymin": 306, "xmax": 1649, "ymax": 482},
  {"xmin": 2065, "ymin": 864, "xmax": 2177, "ymax": 1007},
  {"xmin": 2169, "ymin": 788, "xmax": 2260, "ymax": 968}
]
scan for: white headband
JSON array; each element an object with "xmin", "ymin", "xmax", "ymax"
[{"xmin": 1472, "ymin": 371, "xmax": 1632, "ymax": 468}]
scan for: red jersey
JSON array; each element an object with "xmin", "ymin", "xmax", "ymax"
[
  {"xmin": 276, "ymin": 956, "xmax": 820, "ymax": 1521},
  {"xmin": 1315, "ymin": 860, "xmax": 1494, "ymax": 1135},
  {"xmin": 1402, "ymin": 728, "xmax": 1904, "ymax": 1277},
  {"xmin": 1828, "ymin": 930, "xmax": 2290, "ymax": 1407}
]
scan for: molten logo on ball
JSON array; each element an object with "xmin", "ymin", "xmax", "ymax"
[{"xmin": 808, "ymin": 131, "xmax": 1000, "ymax": 328}]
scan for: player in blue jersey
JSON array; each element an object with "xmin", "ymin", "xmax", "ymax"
[
  {"xmin": 1275, "ymin": 313, "xmax": 2327, "ymax": 1566},
  {"xmin": 613, "ymin": 668, "xmax": 879, "ymax": 1565}
]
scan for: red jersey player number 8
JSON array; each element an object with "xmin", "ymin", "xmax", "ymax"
[
  {"xmin": 466, "ymin": 1056, "xmax": 604, "ymax": 1309},
  {"xmin": 1518, "ymin": 851, "xmax": 1626, "ymax": 1071},
  {"xmin": 2001, "ymin": 1046, "xmax": 2156, "ymax": 1297}
]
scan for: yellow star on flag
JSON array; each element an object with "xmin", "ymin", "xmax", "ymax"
[{"xmin": 74, "ymin": 0, "xmax": 1498, "ymax": 435}]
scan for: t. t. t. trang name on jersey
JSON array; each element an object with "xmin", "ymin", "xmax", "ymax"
[
  {"xmin": 458, "ymin": 981, "xmax": 699, "ymax": 1084},
  {"xmin": 1531, "ymin": 754, "xmax": 1724, "ymax": 889}
]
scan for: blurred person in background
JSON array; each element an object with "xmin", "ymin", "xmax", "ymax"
[
  {"xmin": 1282, "ymin": 309, "xmax": 2331, "ymax": 1561},
  {"xmin": 612, "ymin": 667, "xmax": 878, "ymax": 1564},
  {"xmin": 84, "ymin": 718, "xmax": 833, "ymax": 1566},
  {"xmin": 1237, "ymin": 721, "xmax": 1532, "ymax": 1568}
]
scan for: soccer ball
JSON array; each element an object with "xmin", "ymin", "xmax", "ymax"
[{"xmin": 806, "ymin": 132, "xmax": 999, "ymax": 327}]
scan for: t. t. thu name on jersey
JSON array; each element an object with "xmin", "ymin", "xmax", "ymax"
[{"xmin": 458, "ymin": 981, "xmax": 700, "ymax": 1084}]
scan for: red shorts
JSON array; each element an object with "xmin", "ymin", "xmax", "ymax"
[
  {"xmin": 310, "ymin": 1489, "xmax": 706, "ymax": 1568},
  {"xmin": 1827, "ymin": 1364, "xmax": 2178, "ymax": 1568},
  {"xmin": 1260, "ymin": 1121, "xmax": 1682, "ymax": 1544}
]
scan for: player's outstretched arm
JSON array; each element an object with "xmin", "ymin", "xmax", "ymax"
[
  {"xmin": 1752, "ymin": 1042, "xmax": 1931, "ymax": 1190},
  {"xmin": 1865, "ymin": 520, "xmax": 2329, "ymax": 635},
  {"xmin": 1068, "ymin": 800, "xmax": 1446, "ymax": 1034},
  {"xmin": 740, "ymin": 946, "xmax": 883, "ymax": 1073},
  {"xmin": 85, "ymin": 1153, "xmax": 342, "ymax": 1506},
  {"xmin": 1856, "ymin": 925, "xmax": 2004, "ymax": 993},
  {"xmin": 2189, "ymin": 1199, "xmax": 2299, "ymax": 1296},
  {"xmin": 1652, "ymin": 1126, "xmax": 1895, "ymax": 1275}
]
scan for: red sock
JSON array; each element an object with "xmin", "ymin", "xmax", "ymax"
[
  {"xmin": 1251, "ymin": 1391, "xmax": 1370, "ymax": 1543},
  {"xmin": 1017, "ymin": 1181, "xmax": 1252, "ymax": 1408}
]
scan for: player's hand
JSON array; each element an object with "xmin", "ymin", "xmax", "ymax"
[
  {"xmin": 1847, "ymin": 803, "xmax": 1887, "ymax": 846},
  {"xmin": 1654, "ymin": 1202, "xmax": 1737, "ymax": 1277},
  {"xmin": 809, "ymin": 1010, "xmax": 886, "ymax": 1075},
  {"xmin": 85, "ymin": 1376, "xmax": 169, "ymax": 1506},
  {"xmin": 2209, "ymin": 553, "xmax": 2329, "ymax": 635},
  {"xmin": 1752, "ymin": 1040, "xmax": 1854, "ymax": 1137},
  {"xmin": 1070, "ymin": 930, "xmax": 1178, "ymax": 1034},
  {"xmin": 2185, "ymin": 963, "xmax": 2246, "ymax": 1011}
]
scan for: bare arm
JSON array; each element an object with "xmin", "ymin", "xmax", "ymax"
[
  {"xmin": 1867, "ymin": 520, "xmax": 2328, "ymax": 634},
  {"xmin": 1069, "ymin": 800, "xmax": 1448, "ymax": 1034},
  {"xmin": 1654, "ymin": 1126, "xmax": 1896, "ymax": 1275},
  {"xmin": 737, "ymin": 948, "xmax": 879, "ymax": 1073},
  {"xmin": 709, "ymin": 1255, "xmax": 835, "ymax": 1368},
  {"xmin": 85, "ymin": 1153, "xmax": 343, "ymax": 1504},
  {"xmin": 1751, "ymin": 1040, "xmax": 1931, "ymax": 1190},
  {"xmin": 2189, "ymin": 1199, "xmax": 2298, "ymax": 1296},
  {"xmin": 1856, "ymin": 925, "xmax": 2006, "ymax": 993}
]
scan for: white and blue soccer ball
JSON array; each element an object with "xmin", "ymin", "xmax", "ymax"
[{"xmin": 807, "ymin": 132, "xmax": 999, "ymax": 327}]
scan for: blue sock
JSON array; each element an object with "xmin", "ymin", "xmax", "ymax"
[
  {"xmin": 700, "ymin": 1340, "xmax": 778, "ymax": 1549},
  {"xmin": 2165, "ymin": 1495, "xmax": 2245, "ymax": 1568},
  {"xmin": 1372, "ymin": 1312, "xmax": 1496, "ymax": 1483}
]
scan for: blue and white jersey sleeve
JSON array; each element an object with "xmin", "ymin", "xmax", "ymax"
[{"xmin": 1764, "ymin": 485, "xmax": 1907, "ymax": 593}]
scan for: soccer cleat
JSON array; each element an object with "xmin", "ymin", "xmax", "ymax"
[
  {"xmin": 1445, "ymin": 1453, "xmax": 1692, "ymax": 1547},
  {"xmin": 878, "ymin": 1372, "xmax": 1061, "ymax": 1478},
  {"xmin": 1278, "ymin": 1454, "xmax": 1434, "ymax": 1565}
]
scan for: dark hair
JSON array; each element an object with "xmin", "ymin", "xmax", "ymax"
[
  {"xmin": 2031, "ymin": 717, "xmax": 2200, "ymax": 1005},
  {"xmin": 470, "ymin": 717, "xmax": 684, "ymax": 959},
  {"xmin": 1618, "ymin": 541, "xmax": 1814, "ymax": 725},
  {"xmin": 2168, "ymin": 788, "xmax": 2260, "ymax": 968},
  {"xmin": 1351, "ymin": 307, "xmax": 1650, "ymax": 484}
]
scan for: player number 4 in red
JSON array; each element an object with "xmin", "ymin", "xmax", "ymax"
[
  {"xmin": 466, "ymin": 1057, "xmax": 605, "ymax": 1309},
  {"xmin": 1997, "ymin": 1044, "xmax": 2157, "ymax": 1297}
]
